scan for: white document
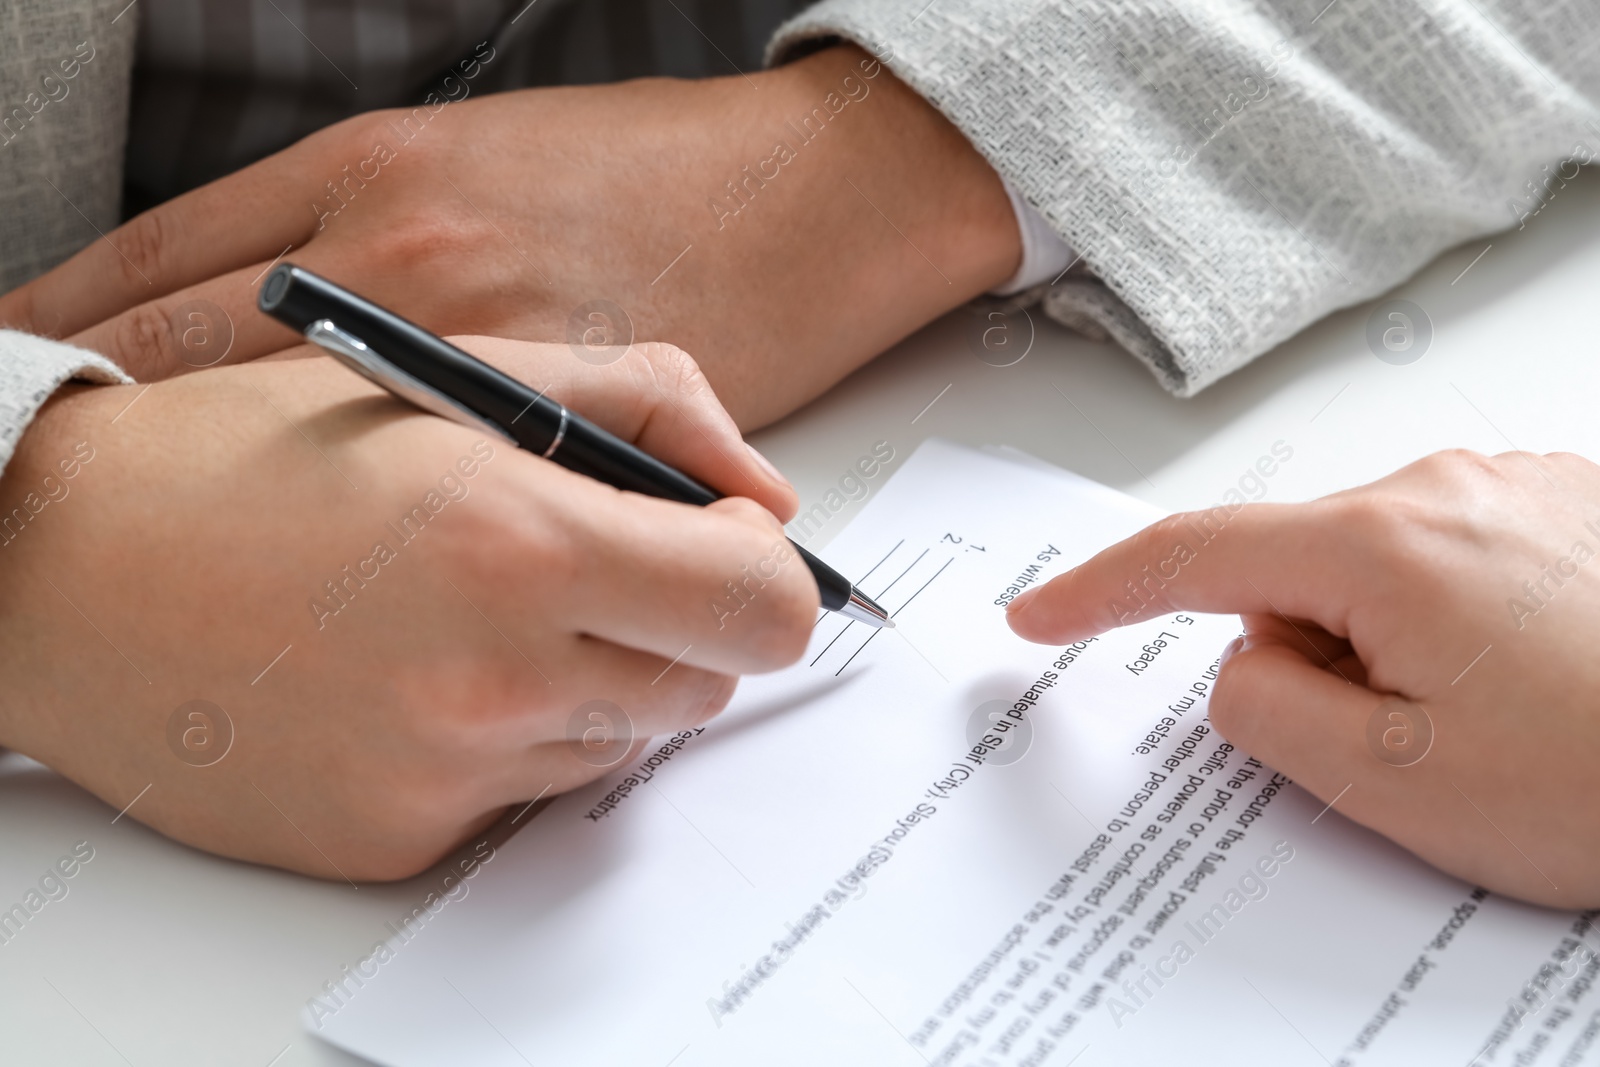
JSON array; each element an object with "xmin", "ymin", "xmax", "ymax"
[{"xmin": 312, "ymin": 439, "xmax": 1599, "ymax": 1067}]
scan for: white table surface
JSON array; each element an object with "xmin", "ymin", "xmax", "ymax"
[{"xmin": 3, "ymin": 177, "xmax": 1598, "ymax": 1067}]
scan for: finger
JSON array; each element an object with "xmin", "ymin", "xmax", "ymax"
[
  {"xmin": 568, "ymin": 492, "xmax": 816, "ymax": 674},
  {"xmin": 489, "ymin": 648, "xmax": 737, "ymax": 806},
  {"xmin": 504, "ymin": 736, "xmax": 656, "ymax": 805},
  {"xmin": 1209, "ymin": 630, "xmax": 1381, "ymax": 808},
  {"xmin": 473, "ymin": 644, "xmax": 737, "ymax": 807},
  {"xmin": 1238, "ymin": 612, "xmax": 1367, "ymax": 687},
  {"xmin": 479, "ymin": 464, "xmax": 818, "ymax": 675},
  {"xmin": 543, "ymin": 636, "xmax": 738, "ymax": 742},
  {"xmin": 1006, "ymin": 502, "xmax": 1354, "ymax": 644},
  {"xmin": 63, "ymin": 260, "xmax": 306, "ymax": 381},
  {"xmin": 452, "ymin": 336, "xmax": 799, "ymax": 521},
  {"xmin": 0, "ymin": 140, "xmax": 328, "ymax": 338},
  {"xmin": 1209, "ymin": 632, "xmax": 1459, "ymax": 878}
]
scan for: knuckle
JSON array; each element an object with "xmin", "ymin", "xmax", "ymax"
[
  {"xmin": 1327, "ymin": 490, "xmax": 1443, "ymax": 578},
  {"xmin": 1415, "ymin": 448, "xmax": 1499, "ymax": 487},
  {"xmin": 1327, "ymin": 494, "xmax": 1406, "ymax": 558},
  {"xmin": 715, "ymin": 494, "xmax": 783, "ymax": 532},
  {"xmin": 636, "ymin": 341, "xmax": 709, "ymax": 398},
  {"xmin": 1207, "ymin": 648, "xmax": 1260, "ymax": 743},
  {"xmin": 109, "ymin": 302, "xmax": 177, "ymax": 379},
  {"xmin": 295, "ymin": 112, "xmax": 352, "ymax": 155},
  {"xmin": 0, "ymin": 284, "xmax": 40, "ymax": 334},
  {"xmin": 404, "ymin": 656, "xmax": 528, "ymax": 743},
  {"xmin": 1429, "ymin": 447, "xmax": 1489, "ymax": 467},
  {"xmin": 705, "ymin": 672, "xmax": 738, "ymax": 716},
  {"xmin": 114, "ymin": 211, "xmax": 170, "ymax": 289},
  {"xmin": 1539, "ymin": 450, "xmax": 1600, "ymax": 487},
  {"xmin": 1543, "ymin": 450, "xmax": 1585, "ymax": 467},
  {"xmin": 368, "ymin": 209, "xmax": 478, "ymax": 275},
  {"xmin": 1329, "ymin": 491, "xmax": 1391, "ymax": 535},
  {"xmin": 639, "ymin": 341, "xmax": 701, "ymax": 380},
  {"xmin": 324, "ymin": 109, "xmax": 398, "ymax": 150},
  {"xmin": 682, "ymin": 669, "xmax": 738, "ymax": 728}
]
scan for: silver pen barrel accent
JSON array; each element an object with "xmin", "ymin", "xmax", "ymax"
[{"xmin": 838, "ymin": 589, "xmax": 894, "ymax": 628}]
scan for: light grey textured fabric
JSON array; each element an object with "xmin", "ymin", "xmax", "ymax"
[
  {"xmin": 5, "ymin": 0, "xmax": 1600, "ymax": 491},
  {"xmin": 0, "ymin": 331, "xmax": 131, "ymax": 475},
  {"xmin": 770, "ymin": 0, "xmax": 1600, "ymax": 396},
  {"xmin": 0, "ymin": 0, "xmax": 138, "ymax": 483},
  {"xmin": 0, "ymin": 0, "xmax": 138, "ymax": 293}
]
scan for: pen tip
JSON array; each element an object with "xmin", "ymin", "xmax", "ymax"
[{"xmin": 839, "ymin": 589, "xmax": 893, "ymax": 629}]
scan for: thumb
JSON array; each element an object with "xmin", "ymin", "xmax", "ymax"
[
  {"xmin": 1212, "ymin": 631, "xmax": 1475, "ymax": 894},
  {"xmin": 1210, "ymin": 631, "xmax": 1390, "ymax": 811}
]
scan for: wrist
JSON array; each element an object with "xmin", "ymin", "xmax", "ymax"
[
  {"xmin": 770, "ymin": 44, "xmax": 1022, "ymax": 299},
  {"xmin": 677, "ymin": 43, "xmax": 1018, "ymax": 423},
  {"xmin": 533, "ymin": 48, "xmax": 1026, "ymax": 428},
  {"xmin": 0, "ymin": 383, "xmax": 105, "ymax": 757},
  {"xmin": 992, "ymin": 177, "xmax": 1078, "ymax": 294}
]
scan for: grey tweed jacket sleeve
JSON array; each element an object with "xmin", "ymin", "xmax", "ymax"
[
  {"xmin": 2, "ymin": 0, "xmax": 1596, "ymax": 484},
  {"xmin": 0, "ymin": 0, "xmax": 137, "ymax": 476},
  {"xmin": 771, "ymin": 0, "xmax": 1600, "ymax": 396}
]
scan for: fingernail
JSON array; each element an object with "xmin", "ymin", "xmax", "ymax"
[
  {"xmin": 1219, "ymin": 634, "xmax": 1247, "ymax": 668},
  {"xmin": 1007, "ymin": 586, "xmax": 1042, "ymax": 615},
  {"xmin": 745, "ymin": 443, "xmax": 790, "ymax": 487}
]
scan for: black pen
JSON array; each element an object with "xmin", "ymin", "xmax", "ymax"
[{"xmin": 257, "ymin": 264, "xmax": 893, "ymax": 628}]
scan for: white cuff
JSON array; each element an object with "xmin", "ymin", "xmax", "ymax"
[
  {"xmin": 0, "ymin": 330, "xmax": 132, "ymax": 477},
  {"xmin": 991, "ymin": 177, "xmax": 1076, "ymax": 295}
]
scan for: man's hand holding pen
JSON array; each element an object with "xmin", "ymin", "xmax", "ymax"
[{"xmin": 0, "ymin": 338, "xmax": 815, "ymax": 879}]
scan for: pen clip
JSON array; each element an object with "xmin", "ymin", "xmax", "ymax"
[{"xmin": 304, "ymin": 319, "xmax": 515, "ymax": 445}]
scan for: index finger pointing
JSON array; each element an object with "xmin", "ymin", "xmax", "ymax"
[{"xmin": 1005, "ymin": 501, "xmax": 1355, "ymax": 644}]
